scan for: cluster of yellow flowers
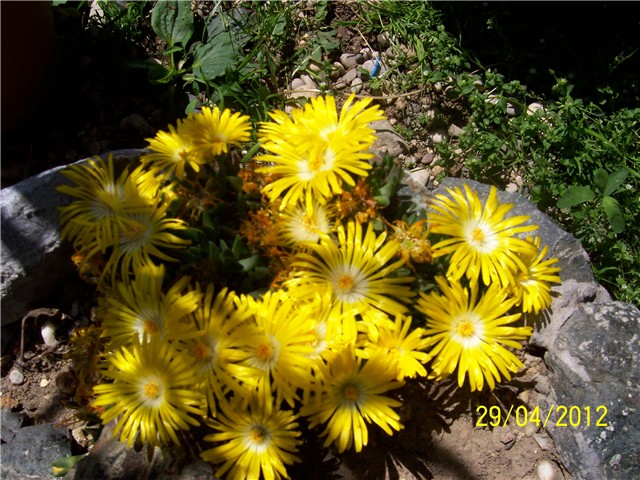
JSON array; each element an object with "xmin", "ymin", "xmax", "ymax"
[{"xmin": 57, "ymin": 95, "xmax": 561, "ymax": 480}]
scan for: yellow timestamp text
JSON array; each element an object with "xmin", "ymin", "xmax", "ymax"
[{"xmin": 475, "ymin": 405, "xmax": 609, "ymax": 428}]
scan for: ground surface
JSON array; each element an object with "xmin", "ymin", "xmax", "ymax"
[
  {"xmin": 1, "ymin": 2, "xmax": 574, "ymax": 479},
  {"xmin": 1, "ymin": 317, "xmax": 571, "ymax": 479}
]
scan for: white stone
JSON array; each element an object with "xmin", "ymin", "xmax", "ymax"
[
  {"xmin": 536, "ymin": 459, "xmax": 555, "ymax": 480},
  {"xmin": 290, "ymin": 77, "xmax": 305, "ymax": 89},
  {"xmin": 41, "ymin": 321, "xmax": 58, "ymax": 347},
  {"xmin": 9, "ymin": 368, "xmax": 24, "ymax": 385}
]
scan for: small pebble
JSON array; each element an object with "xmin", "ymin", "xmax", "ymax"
[
  {"xmin": 536, "ymin": 459, "xmax": 555, "ymax": 480},
  {"xmin": 524, "ymin": 420, "xmax": 540, "ymax": 437},
  {"xmin": 527, "ymin": 102, "xmax": 545, "ymax": 115},
  {"xmin": 361, "ymin": 59, "xmax": 377, "ymax": 78},
  {"xmin": 339, "ymin": 53, "xmax": 359, "ymax": 69},
  {"xmin": 41, "ymin": 321, "xmax": 59, "ymax": 347},
  {"xmin": 291, "ymin": 77, "xmax": 305, "ymax": 89},
  {"xmin": 431, "ymin": 129, "xmax": 448, "ymax": 144},
  {"xmin": 299, "ymin": 74, "xmax": 315, "ymax": 87},
  {"xmin": 342, "ymin": 68, "xmax": 357, "ymax": 84},
  {"xmin": 9, "ymin": 368, "xmax": 24, "ymax": 385},
  {"xmin": 40, "ymin": 378, "xmax": 50, "ymax": 387},
  {"xmin": 533, "ymin": 432, "xmax": 552, "ymax": 451},
  {"xmin": 350, "ymin": 77, "xmax": 363, "ymax": 94},
  {"xmin": 447, "ymin": 123, "xmax": 465, "ymax": 138}
]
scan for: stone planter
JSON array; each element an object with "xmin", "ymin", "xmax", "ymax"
[{"xmin": 0, "ymin": 149, "xmax": 145, "ymax": 327}]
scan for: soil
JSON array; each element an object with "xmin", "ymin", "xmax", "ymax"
[{"xmin": 1, "ymin": 2, "xmax": 573, "ymax": 479}]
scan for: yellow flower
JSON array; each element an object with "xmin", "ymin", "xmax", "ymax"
[
  {"xmin": 142, "ymin": 120, "xmax": 205, "ymax": 178},
  {"xmin": 103, "ymin": 202, "xmax": 191, "ymax": 282},
  {"xmin": 180, "ymin": 284, "xmax": 257, "ymax": 415},
  {"xmin": 285, "ymin": 220, "xmax": 414, "ymax": 343},
  {"xmin": 512, "ymin": 236, "xmax": 562, "ymax": 314},
  {"xmin": 300, "ymin": 345, "xmax": 404, "ymax": 453},
  {"xmin": 277, "ymin": 200, "xmax": 335, "ymax": 247},
  {"xmin": 92, "ymin": 336, "xmax": 205, "ymax": 447},
  {"xmin": 201, "ymin": 394, "xmax": 302, "ymax": 480},
  {"xmin": 100, "ymin": 262, "xmax": 200, "ymax": 347},
  {"xmin": 359, "ymin": 313, "xmax": 430, "ymax": 380},
  {"xmin": 256, "ymin": 94, "xmax": 385, "ymax": 212},
  {"xmin": 390, "ymin": 218, "xmax": 433, "ymax": 268},
  {"xmin": 416, "ymin": 276, "xmax": 532, "ymax": 391},
  {"xmin": 429, "ymin": 184, "xmax": 538, "ymax": 287},
  {"xmin": 57, "ymin": 155, "xmax": 153, "ymax": 254},
  {"xmin": 233, "ymin": 290, "xmax": 318, "ymax": 408},
  {"xmin": 182, "ymin": 106, "xmax": 252, "ymax": 158}
]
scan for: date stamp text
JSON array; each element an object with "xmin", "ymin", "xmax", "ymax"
[{"xmin": 475, "ymin": 405, "xmax": 609, "ymax": 428}]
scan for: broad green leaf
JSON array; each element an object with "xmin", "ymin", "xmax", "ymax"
[
  {"xmin": 192, "ymin": 36, "xmax": 236, "ymax": 80},
  {"xmin": 603, "ymin": 196, "xmax": 626, "ymax": 233},
  {"xmin": 151, "ymin": 0, "xmax": 194, "ymax": 47},
  {"xmin": 556, "ymin": 186, "xmax": 596, "ymax": 209},
  {"xmin": 603, "ymin": 168, "xmax": 629, "ymax": 197},
  {"xmin": 593, "ymin": 168, "xmax": 608, "ymax": 193}
]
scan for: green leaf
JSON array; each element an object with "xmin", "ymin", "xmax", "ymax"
[
  {"xmin": 52, "ymin": 454, "xmax": 87, "ymax": 477},
  {"xmin": 146, "ymin": 62, "xmax": 174, "ymax": 85},
  {"xmin": 593, "ymin": 168, "xmax": 608, "ymax": 193},
  {"xmin": 192, "ymin": 36, "xmax": 237, "ymax": 81},
  {"xmin": 151, "ymin": 0, "xmax": 194, "ymax": 47},
  {"xmin": 556, "ymin": 186, "xmax": 596, "ymax": 209},
  {"xmin": 602, "ymin": 196, "xmax": 626, "ymax": 233},
  {"xmin": 238, "ymin": 255, "xmax": 259, "ymax": 272},
  {"xmin": 603, "ymin": 168, "xmax": 629, "ymax": 197},
  {"xmin": 374, "ymin": 195, "xmax": 390, "ymax": 207}
]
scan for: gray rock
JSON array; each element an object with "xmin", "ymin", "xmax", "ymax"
[
  {"xmin": 339, "ymin": 53, "xmax": 362, "ymax": 69},
  {"xmin": 0, "ymin": 424, "xmax": 70, "ymax": 479},
  {"xmin": 370, "ymin": 120, "xmax": 409, "ymax": 158},
  {"xmin": 544, "ymin": 301, "xmax": 640, "ymax": 480},
  {"xmin": 361, "ymin": 59, "xmax": 377, "ymax": 78},
  {"xmin": 8, "ymin": 367, "xmax": 24, "ymax": 385},
  {"xmin": 447, "ymin": 123, "xmax": 465, "ymax": 138},
  {"xmin": 66, "ymin": 421, "xmax": 217, "ymax": 480},
  {"xmin": 0, "ymin": 409, "xmax": 25, "ymax": 443},
  {"xmin": 0, "ymin": 149, "xmax": 144, "ymax": 326},
  {"xmin": 409, "ymin": 177, "xmax": 638, "ymax": 480}
]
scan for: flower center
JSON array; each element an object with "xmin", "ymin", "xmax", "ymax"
[
  {"xmin": 456, "ymin": 320, "xmax": 475, "ymax": 337},
  {"xmin": 257, "ymin": 341, "xmax": 274, "ymax": 361},
  {"xmin": 144, "ymin": 382, "xmax": 161, "ymax": 399},
  {"xmin": 143, "ymin": 319, "xmax": 158, "ymax": 334},
  {"xmin": 209, "ymin": 132, "xmax": 227, "ymax": 144},
  {"xmin": 307, "ymin": 153, "xmax": 325, "ymax": 172},
  {"xmin": 344, "ymin": 385, "xmax": 359, "ymax": 401},
  {"xmin": 471, "ymin": 227, "xmax": 485, "ymax": 243},
  {"xmin": 337, "ymin": 274, "xmax": 355, "ymax": 293},
  {"xmin": 249, "ymin": 425, "xmax": 269, "ymax": 444},
  {"xmin": 194, "ymin": 341, "xmax": 212, "ymax": 361}
]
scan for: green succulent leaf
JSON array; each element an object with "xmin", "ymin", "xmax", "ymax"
[{"xmin": 556, "ymin": 186, "xmax": 596, "ymax": 209}]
